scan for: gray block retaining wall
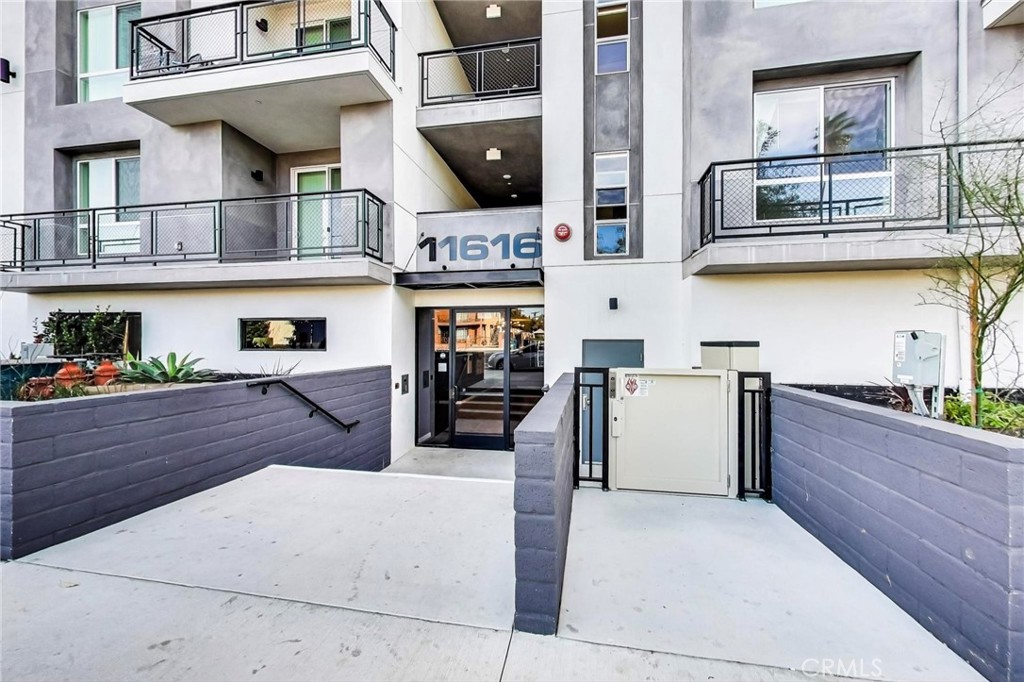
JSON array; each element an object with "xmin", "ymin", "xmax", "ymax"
[
  {"xmin": 772, "ymin": 385, "xmax": 1023, "ymax": 682},
  {"xmin": 0, "ymin": 365, "xmax": 391, "ymax": 560},
  {"xmin": 513, "ymin": 372, "xmax": 576, "ymax": 635}
]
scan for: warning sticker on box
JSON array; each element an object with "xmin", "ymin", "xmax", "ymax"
[
  {"xmin": 894, "ymin": 332, "xmax": 907, "ymax": 363},
  {"xmin": 624, "ymin": 374, "xmax": 654, "ymax": 397}
]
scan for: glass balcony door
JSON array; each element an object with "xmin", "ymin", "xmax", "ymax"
[{"xmin": 293, "ymin": 165, "xmax": 342, "ymax": 259}]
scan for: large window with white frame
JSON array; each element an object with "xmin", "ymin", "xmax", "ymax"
[
  {"xmin": 76, "ymin": 155, "xmax": 141, "ymax": 255},
  {"xmin": 753, "ymin": 79, "xmax": 893, "ymax": 221},
  {"xmin": 594, "ymin": 152, "xmax": 629, "ymax": 256},
  {"xmin": 78, "ymin": 3, "xmax": 141, "ymax": 102},
  {"xmin": 595, "ymin": 0, "xmax": 628, "ymax": 75}
]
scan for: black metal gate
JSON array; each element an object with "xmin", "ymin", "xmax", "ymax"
[
  {"xmin": 737, "ymin": 372, "xmax": 772, "ymax": 500},
  {"xmin": 574, "ymin": 367, "xmax": 609, "ymax": 490}
]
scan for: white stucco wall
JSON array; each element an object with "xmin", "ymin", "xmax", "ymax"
[
  {"xmin": 0, "ymin": 0, "xmax": 29, "ymax": 354},
  {"xmin": 22, "ymin": 286, "xmax": 396, "ymax": 373}
]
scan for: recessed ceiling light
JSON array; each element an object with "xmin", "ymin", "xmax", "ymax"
[
  {"xmin": 511, "ymin": 194, "xmax": 518, "ymax": 198},
  {"xmin": 486, "ymin": 4, "xmax": 501, "ymax": 19},
  {"xmin": 502, "ymin": 174, "xmax": 511, "ymax": 179},
  {"xmin": 507, "ymin": 182, "xmax": 512, "ymax": 185},
  {"xmin": 486, "ymin": 147, "xmax": 502, "ymax": 161}
]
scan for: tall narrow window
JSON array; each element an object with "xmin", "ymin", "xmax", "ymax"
[
  {"xmin": 753, "ymin": 80, "xmax": 892, "ymax": 221},
  {"xmin": 79, "ymin": 3, "xmax": 141, "ymax": 102},
  {"xmin": 76, "ymin": 155, "xmax": 142, "ymax": 255},
  {"xmin": 595, "ymin": 2, "xmax": 628, "ymax": 75},
  {"xmin": 594, "ymin": 152, "xmax": 628, "ymax": 256}
]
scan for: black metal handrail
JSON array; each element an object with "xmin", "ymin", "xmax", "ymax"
[
  {"xmin": 248, "ymin": 378, "xmax": 360, "ymax": 433},
  {"xmin": 130, "ymin": 0, "xmax": 396, "ymax": 80},
  {"xmin": 0, "ymin": 189, "xmax": 386, "ymax": 271},
  {"xmin": 698, "ymin": 138, "xmax": 1024, "ymax": 246},
  {"xmin": 419, "ymin": 38, "xmax": 541, "ymax": 106}
]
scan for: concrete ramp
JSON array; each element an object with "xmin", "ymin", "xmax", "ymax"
[{"xmin": 19, "ymin": 466, "xmax": 515, "ymax": 630}]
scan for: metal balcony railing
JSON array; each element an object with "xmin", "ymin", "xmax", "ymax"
[
  {"xmin": 419, "ymin": 39, "xmax": 541, "ymax": 106},
  {"xmin": 0, "ymin": 189, "xmax": 385, "ymax": 271},
  {"xmin": 130, "ymin": 0, "xmax": 396, "ymax": 80},
  {"xmin": 699, "ymin": 139, "xmax": 1024, "ymax": 246}
]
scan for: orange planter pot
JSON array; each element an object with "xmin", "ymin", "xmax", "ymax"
[
  {"xmin": 54, "ymin": 362, "xmax": 86, "ymax": 388},
  {"xmin": 94, "ymin": 360, "xmax": 120, "ymax": 386}
]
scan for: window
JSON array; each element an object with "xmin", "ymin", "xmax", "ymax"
[
  {"xmin": 78, "ymin": 3, "xmax": 141, "ymax": 102},
  {"xmin": 595, "ymin": 2, "xmax": 628, "ymax": 74},
  {"xmin": 594, "ymin": 152, "xmax": 628, "ymax": 256},
  {"xmin": 753, "ymin": 80, "xmax": 892, "ymax": 221},
  {"xmin": 76, "ymin": 155, "xmax": 141, "ymax": 255},
  {"xmin": 240, "ymin": 319, "xmax": 327, "ymax": 350},
  {"xmin": 297, "ymin": 18, "xmax": 352, "ymax": 50}
]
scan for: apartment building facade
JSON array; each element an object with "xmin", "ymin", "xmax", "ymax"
[{"xmin": 1, "ymin": 0, "xmax": 1022, "ymax": 457}]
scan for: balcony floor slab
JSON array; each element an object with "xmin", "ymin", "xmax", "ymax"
[{"xmin": 0, "ymin": 258, "xmax": 393, "ymax": 293}]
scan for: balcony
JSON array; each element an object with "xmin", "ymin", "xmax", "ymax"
[
  {"xmin": 983, "ymin": 0, "xmax": 1024, "ymax": 28},
  {"xmin": 122, "ymin": 0, "xmax": 396, "ymax": 153},
  {"xmin": 687, "ymin": 140, "xmax": 1024, "ymax": 276},
  {"xmin": 0, "ymin": 190, "xmax": 390, "ymax": 292},
  {"xmin": 416, "ymin": 40, "xmax": 542, "ymax": 207}
]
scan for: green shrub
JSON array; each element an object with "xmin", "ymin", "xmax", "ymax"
[
  {"xmin": 944, "ymin": 393, "xmax": 1024, "ymax": 436},
  {"xmin": 118, "ymin": 352, "xmax": 218, "ymax": 384}
]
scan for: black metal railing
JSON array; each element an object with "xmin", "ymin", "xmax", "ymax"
[
  {"xmin": 737, "ymin": 372, "xmax": 771, "ymax": 501},
  {"xmin": 573, "ymin": 367, "xmax": 609, "ymax": 491},
  {"xmin": 130, "ymin": 0, "xmax": 396, "ymax": 80},
  {"xmin": 0, "ymin": 189, "xmax": 385, "ymax": 271},
  {"xmin": 420, "ymin": 38, "xmax": 541, "ymax": 106},
  {"xmin": 248, "ymin": 378, "xmax": 361, "ymax": 433},
  {"xmin": 699, "ymin": 139, "xmax": 1024, "ymax": 246}
]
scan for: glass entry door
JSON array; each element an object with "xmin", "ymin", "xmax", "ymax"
[
  {"xmin": 416, "ymin": 307, "xmax": 545, "ymax": 451},
  {"xmin": 452, "ymin": 310, "xmax": 507, "ymax": 448}
]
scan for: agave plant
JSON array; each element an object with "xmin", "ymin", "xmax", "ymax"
[{"xmin": 119, "ymin": 352, "xmax": 218, "ymax": 384}]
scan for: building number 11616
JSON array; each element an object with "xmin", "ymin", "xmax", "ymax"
[{"xmin": 418, "ymin": 232, "xmax": 542, "ymax": 261}]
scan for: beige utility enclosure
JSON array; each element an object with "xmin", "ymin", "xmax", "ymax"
[{"xmin": 609, "ymin": 369, "xmax": 738, "ymax": 497}]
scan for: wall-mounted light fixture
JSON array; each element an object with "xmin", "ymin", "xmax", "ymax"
[
  {"xmin": 251, "ymin": 169, "xmax": 264, "ymax": 182},
  {"xmin": 0, "ymin": 58, "xmax": 16, "ymax": 84},
  {"xmin": 255, "ymin": 18, "xmax": 269, "ymax": 32}
]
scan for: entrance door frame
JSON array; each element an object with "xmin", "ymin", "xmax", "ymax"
[{"xmin": 416, "ymin": 305, "xmax": 544, "ymax": 451}]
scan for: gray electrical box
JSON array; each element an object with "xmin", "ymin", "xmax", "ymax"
[{"xmin": 893, "ymin": 330, "xmax": 943, "ymax": 386}]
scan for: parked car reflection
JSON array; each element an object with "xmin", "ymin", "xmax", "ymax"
[{"xmin": 486, "ymin": 343, "xmax": 544, "ymax": 371}]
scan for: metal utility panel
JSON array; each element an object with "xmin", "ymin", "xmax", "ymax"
[
  {"xmin": 892, "ymin": 330, "xmax": 943, "ymax": 386},
  {"xmin": 700, "ymin": 341, "xmax": 760, "ymax": 372},
  {"xmin": 609, "ymin": 369, "xmax": 736, "ymax": 497}
]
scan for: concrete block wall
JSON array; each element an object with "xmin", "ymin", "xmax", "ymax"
[
  {"xmin": 513, "ymin": 373, "xmax": 576, "ymax": 635},
  {"xmin": 772, "ymin": 385, "xmax": 1023, "ymax": 682},
  {"xmin": 0, "ymin": 366, "xmax": 391, "ymax": 560}
]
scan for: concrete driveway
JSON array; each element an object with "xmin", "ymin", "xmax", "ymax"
[
  {"xmin": 558, "ymin": 488, "xmax": 983, "ymax": 682},
  {"xmin": 0, "ymin": 464, "xmax": 981, "ymax": 681}
]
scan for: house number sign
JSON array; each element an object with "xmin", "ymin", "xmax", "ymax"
[{"xmin": 415, "ymin": 208, "xmax": 543, "ymax": 272}]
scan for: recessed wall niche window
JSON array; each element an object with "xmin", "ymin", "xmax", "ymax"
[
  {"xmin": 78, "ymin": 3, "xmax": 141, "ymax": 102},
  {"xmin": 594, "ymin": 152, "xmax": 628, "ymax": 256},
  {"xmin": 240, "ymin": 318, "xmax": 327, "ymax": 351},
  {"xmin": 595, "ymin": 1, "xmax": 628, "ymax": 74}
]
